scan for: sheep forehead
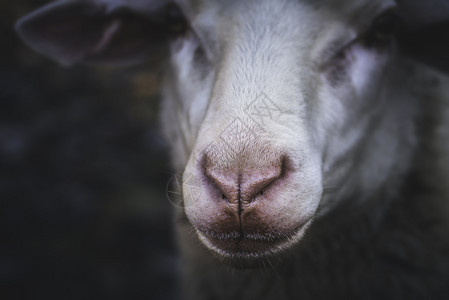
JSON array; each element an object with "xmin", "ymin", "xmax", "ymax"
[
  {"xmin": 182, "ymin": 0, "xmax": 394, "ymax": 67},
  {"xmin": 170, "ymin": 0, "xmax": 397, "ymax": 143},
  {"xmin": 181, "ymin": 0, "xmax": 394, "ymax": 22},
  {"xmin": 169, "ymin": 0, "xmax": 394, "ymax": 148}
]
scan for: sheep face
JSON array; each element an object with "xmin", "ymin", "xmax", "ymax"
[
  {"xmin": 164, "ymin": 0, "xmax": 408, "ymax": 263},
  {"xmin": 17, "ymin": 0, "xmax": 447, "ymax": 264}
]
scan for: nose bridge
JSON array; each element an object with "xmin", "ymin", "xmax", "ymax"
[
  {"xmin": 201, "ymin": 113, "xmax": 261, "ymax": 162},
  {"xmin": 208, "ymin": 14, "xmax": 289, "ymax": 114},
  {"xmin": 199, "ymin": 24, "xmax": 306, "ymax": 152}
]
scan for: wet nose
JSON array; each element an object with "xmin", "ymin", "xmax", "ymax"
[{"xmin": 203, "ymin": 156, "xmax": 284, "ymax": 204}]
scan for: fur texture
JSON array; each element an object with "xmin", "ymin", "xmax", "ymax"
[
  {"xmin": 15, "ymin": 0, "xmax": 449, "ymax": 299},
  {"xmin": 174, "ymin": 62, "xmax": 449, "ymax": 299},
  {"xmin": 163, "ymin": 1, "xmax": 449, "ymax": 298}
]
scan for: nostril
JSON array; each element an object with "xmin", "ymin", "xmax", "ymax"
[
  {"xmin": 242, "ymin": 162, "xmax": 283, "ymax": 201},
  {"xmin": 202, "ymin": 154, "xmax": 286, "ymax": 204},
  {"xmin": 203, "ymin": 160, "xmax": 238, "ymax": 203}
]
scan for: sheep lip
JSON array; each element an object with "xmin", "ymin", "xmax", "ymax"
[
  {"xmin": 209, "ymin": 235, "xmax": 287, "ymax": 254},
  {"xmin": 197, "ymin": 228, "xmax": 301, "ymax": 258}
]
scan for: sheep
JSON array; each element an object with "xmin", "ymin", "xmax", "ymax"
[{"xmin": 16, "ymin": 0, "xmax": 449, "ymax": 299}]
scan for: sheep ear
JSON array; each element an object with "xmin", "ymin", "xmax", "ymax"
[
  {"xmin": 396, "ymin": 0, "xmax": 449, "ymax": 74},
  {"xmin": 15, "ymin": 0, "xmax": 188, "ymax": 66}
]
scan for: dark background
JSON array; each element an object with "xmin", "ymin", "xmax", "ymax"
[{"xmin": 1, "ymin": 2, "xmax": 180, "ymax": 299}]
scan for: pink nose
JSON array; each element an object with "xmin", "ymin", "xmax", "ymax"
[{"xmin": 203, "ymin": 156, "xmax": 284, "ymax": 204}]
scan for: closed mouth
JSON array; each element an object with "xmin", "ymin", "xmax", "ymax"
[
  {"xmin": 202, "ymin": 232, "xmax": 291, "ymax": 255},
  {"xmin": 196, "ymin": 221, "xmax": 313, "ymax": 259}
]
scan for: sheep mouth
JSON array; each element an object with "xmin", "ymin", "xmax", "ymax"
[
  {"xmin": 201, "ymin": 232, "xmax": 291, "ymax": 255},
  {"xmin": 196, "ymin": 221, "xmax": 313, "ymax": 261}
]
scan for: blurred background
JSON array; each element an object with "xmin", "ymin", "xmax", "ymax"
[{"xmin": 1, "ymin": 2, "xmax": 180, "ymax": 299}]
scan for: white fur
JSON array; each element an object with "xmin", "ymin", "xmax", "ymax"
[
  {"xmin": 16, "ymin": 0, "xmax": 449, "ymax": 298},
  {"xmin": 156, "ymin": 3, "xmax": 449, "ymax": 297},
  {"xmin": 161, "ymin": 0, "xmax": 415, "ymax": 219}
]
